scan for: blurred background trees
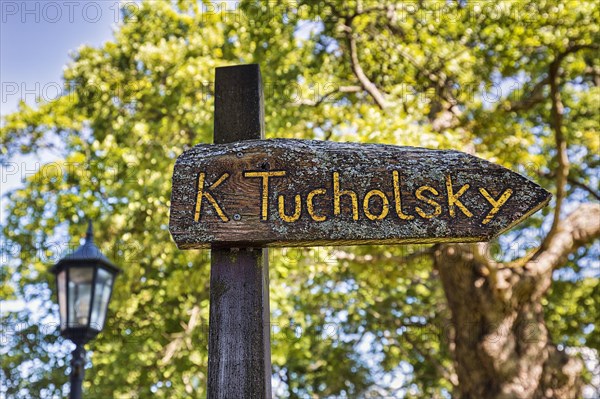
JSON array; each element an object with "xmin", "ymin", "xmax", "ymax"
[{"xmin": 1, "ymin": 1, "xmax": 598, "ymax": 398}]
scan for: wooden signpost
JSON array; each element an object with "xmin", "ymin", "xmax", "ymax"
[
  {"xmin": 168, "ymin": 64, "xmax": 551, "ymax": 398},
  {"xmin": 171, "ymin": 140, "xmax": 551, "ymax": 249}
]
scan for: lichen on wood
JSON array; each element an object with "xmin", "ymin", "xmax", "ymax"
[{"xmin": 169, "ymin": 139, "xmax": 551, "ymax": 249}]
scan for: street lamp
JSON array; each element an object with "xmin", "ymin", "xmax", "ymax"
[{"xmin": 51, "ymin": 220, "xmax": 121, "ymax": 399}]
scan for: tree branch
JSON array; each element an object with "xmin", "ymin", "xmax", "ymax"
[
  {"xmin": 567, "ymin": 176, "xmax": 600, "ymax": 201},
  {"xmin": 402, "ymin": 332, "xmax": 459, "ymax": 387},
  {"xmin": 161, "ymin": 305, "xmax": 201, "ymax": 364},
  {"xmin": 505, "ymin": 76, "xmax": 549, "ymax": 112},
  {"xmin": 368, "ymin": 31, "xmax": 464, "ymax": 130},
  {"xmin": 295, "ymin": 85, "xmax": 361, "ymax": 106},
  {"xmin": 539, "ymin": 43, "xmax": 599, "ymax": 251},
  {"xmin": 544, "ymin": 57, "xmax": 569, "ymax": 245},
  {"xmin": 539, "ymin": 170, "xmax": 600, "ymax": 201},
  {"xmin": 524, "ymin": 203, "xmax": 600, "ymax": 295},
  {"xmin": 345, "ymin": 29, "xmax": 388, "ymax": 109}
]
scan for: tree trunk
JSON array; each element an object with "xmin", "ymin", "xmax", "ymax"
[{"xmin": 434, "ymin": 204, "xmax": 600, "ymax": 399}]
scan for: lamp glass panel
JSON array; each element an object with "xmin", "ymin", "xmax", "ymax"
[
  {"xmin": 67, "ymin": 267, "xmax": 94, "ymax": 328},
  {"xmin": 90, "ymin": 268, "xmax": 114, "ymax": 331},
  {"xmin": 57, "ymin": 270, "xmax": 67, "ymax": 331}
]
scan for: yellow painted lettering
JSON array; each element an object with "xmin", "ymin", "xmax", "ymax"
[
  {"xmin": 363, "ymin": 190, "xmax": 390, "ymax": 220},
  {"xmin": 415, "ymin": 186, "xmax": 442, "ymax": 219},
  {"xmin": 479, "ymin": 187, "xmax": 513, "ymax": 225},
  {"xmin": 243, "ymin": 170, "xmax": 286, "ymax": 221},
  {"xmin": 445, "ymin": 175, "xmax": 473, "ymax": 218},
  {"xmin": 306, "ymin": 188, "xmax": 327, "ymax": 222},
  {"xmin": 194, "ymin": 172, "xmax": 230, "ymax": 222},
  {"xmin": 307, "ymin": 188, "xmax": 327, "ymax": 222},
  {"xmin": 333, "ymin": 172, "xmax": 359, "ymax": 220},
  {"xmin": 392, "ymin": 171, "xmax": 414, "ymax": 220},
  {"xmin": 278, "ymin": 194, "xmax": 302, "ymax": 223}
]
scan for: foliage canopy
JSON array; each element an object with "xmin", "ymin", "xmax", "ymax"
[{"xmin": 1, "ymin": 1, "xmax": 598, "ymax": 398}]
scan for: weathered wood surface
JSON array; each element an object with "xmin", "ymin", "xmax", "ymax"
[
  {"xmin": 208, "ymin": 248, "xmax": 270, "ymax": 398},
  {"xmin": 206, "ymin": 64, "xmax": 271, "ymax": 399},
  {"xmin": 170, "ymin": 139, "xmax": 551, "ymax": 248}
]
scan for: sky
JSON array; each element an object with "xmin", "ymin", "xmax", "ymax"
[
  {"xmin": 1, "ymin": 1, "xmax": 120, "ymax": 223},
  {"xmin": 1, "ymin": 1, "xmax": 120, "ymax": 116}
]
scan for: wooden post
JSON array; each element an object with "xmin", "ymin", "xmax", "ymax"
[
  {"xmin": 207, "ymin": 65, "xmax": 272, "ymax": 398},
  {"xmin": 167, "ymin": 63, "xmax": 551, "ymax": 398}
]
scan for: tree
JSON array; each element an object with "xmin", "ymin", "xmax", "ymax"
[{"xmin": 1, "ymin": 1, "xmax": 599, "ymax": 398}]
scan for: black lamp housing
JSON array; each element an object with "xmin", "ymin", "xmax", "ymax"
[{"xmin": 51, "ymin": 221, "xmax": 121, "ymax": 345}]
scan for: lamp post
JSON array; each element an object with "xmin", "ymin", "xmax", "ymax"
[{"xmin": 51, "ymin": 220, "xmax": 121, "ymax": 399}]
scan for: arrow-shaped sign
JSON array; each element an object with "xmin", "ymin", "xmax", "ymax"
[{"xmin": 169, "ymin": 139, "xmax": 551, "ymax": 249}]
